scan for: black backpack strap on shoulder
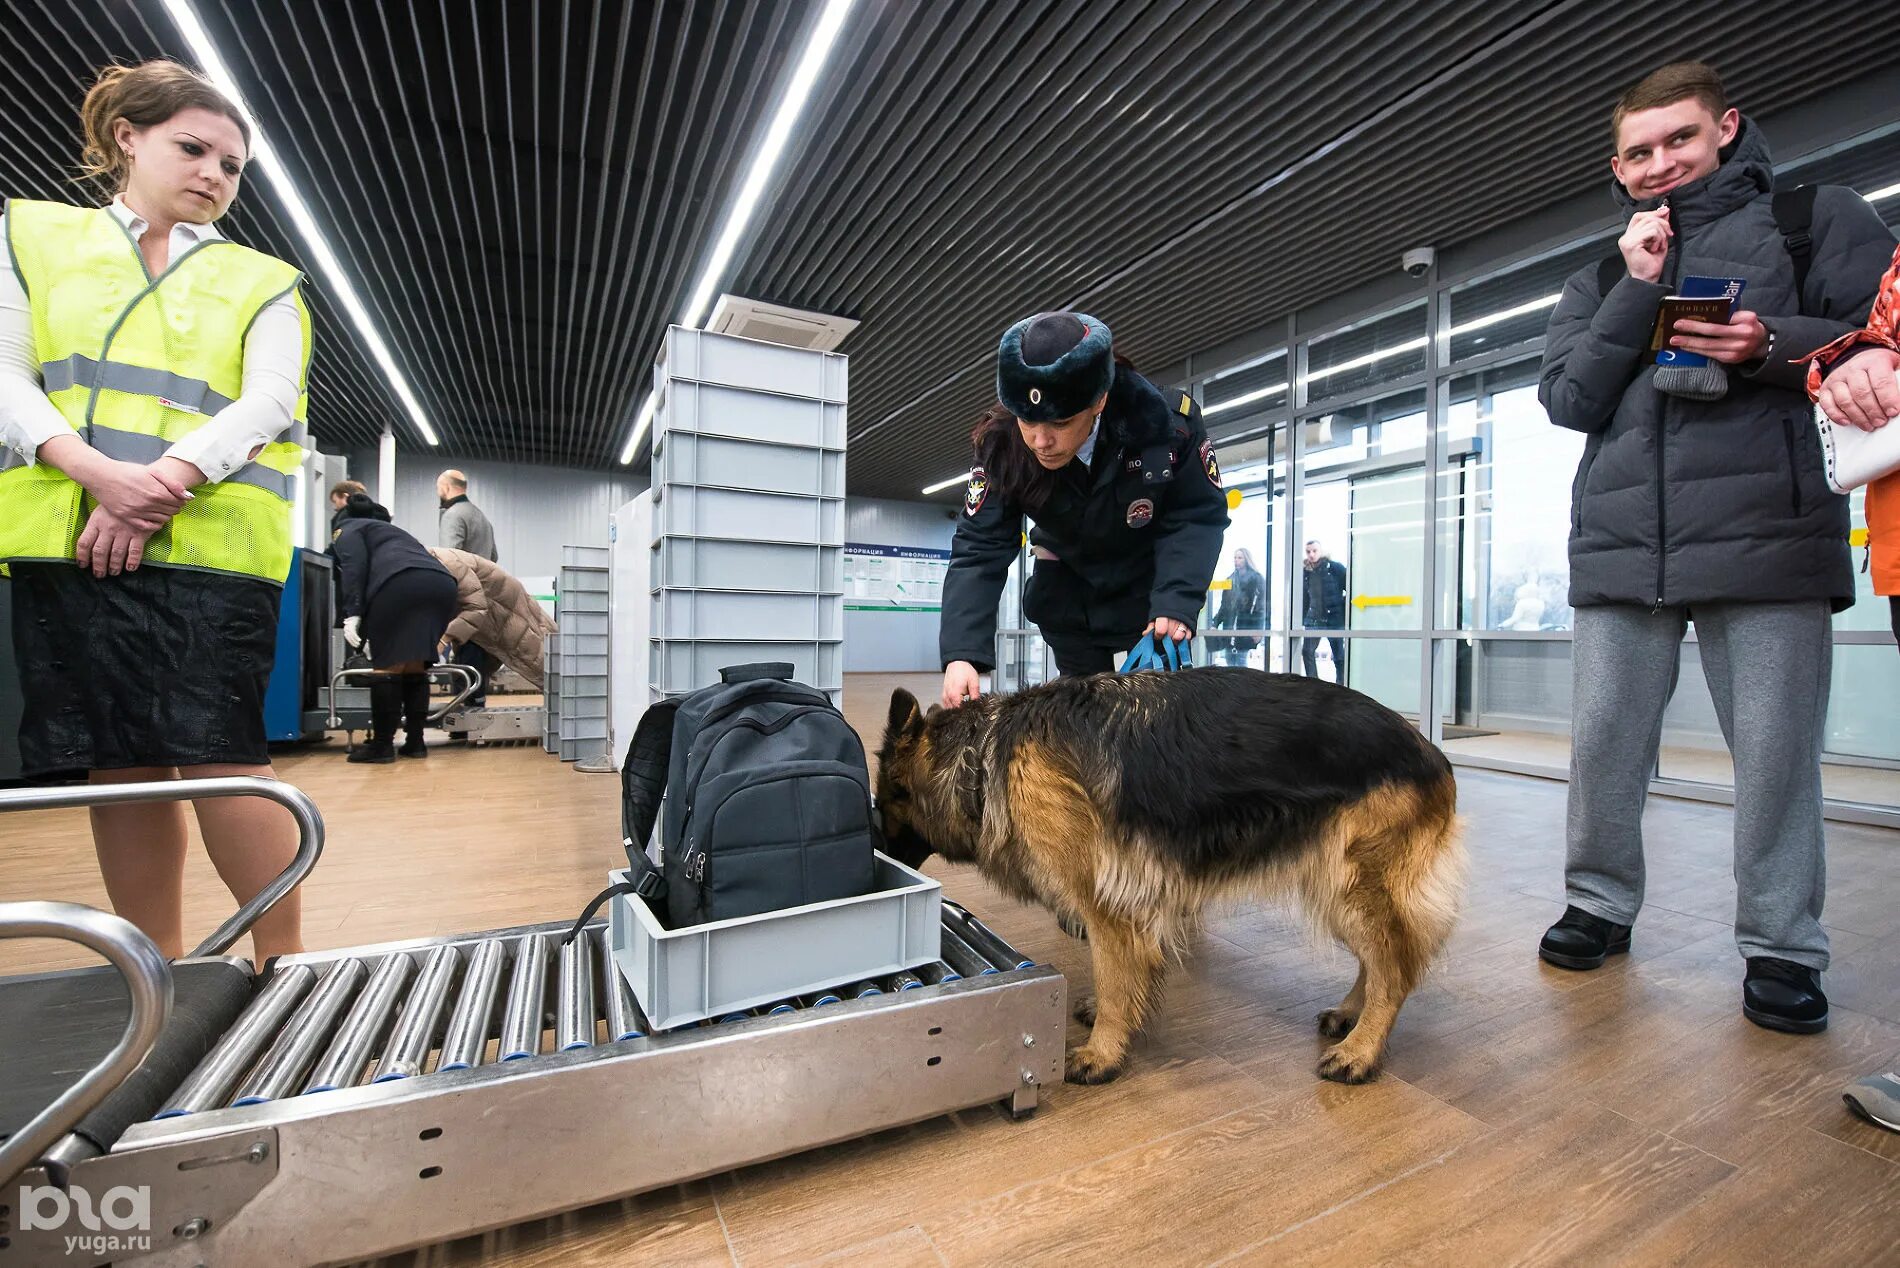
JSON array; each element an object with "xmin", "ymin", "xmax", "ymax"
[
  {"xmin": 620, "ymin": 700, "xmax": 679, "ymax": 867},
  {"xmin": 1773, "ymin": 184, "xmax": 1818, "ymax": 303},
  {"xmin": 718, "ymin": 662, "xmax": 795, "ymax": 684},
  {"xmin": 1596, "ymin": 254, "xmax": 1623, "ymax": 299}
]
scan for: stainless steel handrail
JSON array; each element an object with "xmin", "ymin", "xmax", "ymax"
[
  {"xmin": 327, "ymin": 662, "xmax": 481, "ymax": 728},
  {"xmin": 0, "ymin": 902, "xmax": 171, "ymax": 1188},
  {"xmin": 0, "ymin": 777, "xmax": 325, "ymax": 958}
]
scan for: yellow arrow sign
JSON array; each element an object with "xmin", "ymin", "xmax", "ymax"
[{"xmin": 1352, "ymin": 594, "xmax": 1412, "ymax": 609}]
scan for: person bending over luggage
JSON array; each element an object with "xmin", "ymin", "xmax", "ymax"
[
  {"xmin": 428, "ymin": 547, "xmax": 557, "ymax": 692},
  {"xmin": 330, "ymin": 495, "xmax": 459, "ymax": 763},
  {"xmin": 938, "ymin": 312, "xmax": 1230, "ymax": 709}
]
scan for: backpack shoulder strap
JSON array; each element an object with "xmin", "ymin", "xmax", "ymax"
[
  {"xmin": 1773, "ymin": 184, "xmax": 1818, "ymax": 303},
  {"xmin": 620, "ymin": 700, "xmax": 679, "ymax": 880},
  {"xmin": 1596, "ymin": 254, "xmax": 1623, "ymax": 299}
]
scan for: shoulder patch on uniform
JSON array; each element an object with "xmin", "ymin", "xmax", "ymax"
[
  {"xmin": 1178, "ymin": 392, "xmax": 1193, "ymax": 416},
  {"xmin": 1126, "ymin": 497, "xmax": 1155, "ymax": 528},
  {"xmin": 1200, "ymin": 438, "xmax": 1221, "ymax": 488},
  {"xmin": 964, "ymin": 466, "xmax": 989, "ymax": 516}
]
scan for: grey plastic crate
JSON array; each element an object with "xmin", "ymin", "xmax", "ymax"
[
  {"xmin": 650, "ymin": 538, "xmax": 842, "ymax": 595},
  {"xmin": 608, "ymin": 853, "xmax": 938, "ymax": 1030},
  {"xmin": 558, "ymin": 571, "xmax": 609, "ymax": 595},
  {"xmin": 650, "ymin": 639, "xmax": 843, "ymax": 694},
  {"xmin": 560, "ymin": 609, "xmax": 610, "ymax": 637},
  {"xmin": 650, "ymin": 590, "xmax": 843, "ymax": 642},
  {"xmin": 650, "ymin": 485, "xmax": 843, "ymax": 546},
  {"xmin": 562, "ymin": 545, "xmax": 610, "ymax": 568},
  {"xmin": 656, "ymin": 325, "xmax": 848, "ymax": 403},
  {"xmin": 556, "ymin": 652, "xmax": 610, "ymax": 676},
  {"xmin": 653, "ymin": 431, "xmax": 844, "ymax": 499},
  {"xmin": 554, "ymin": 669, "xmax": 608, "ymax": 699},
  {"xmin": 555, "ymin": 588, "xmax": 609, "ymax": 614},
  {"xmin": 657, "ymin": 380, "xmax": 846, "ymax": 450}
]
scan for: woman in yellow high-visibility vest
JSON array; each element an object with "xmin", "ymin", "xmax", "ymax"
[{"xmin": 0, "ymin": 61, "xmax": 313, "ymax": 962}]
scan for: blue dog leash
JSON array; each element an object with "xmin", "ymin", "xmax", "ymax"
[{"xmin": 1117, "ymin": 632, "xmax": 1187, "ymax": 674}]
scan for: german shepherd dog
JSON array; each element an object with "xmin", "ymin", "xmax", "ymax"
[{"xmin": 877, "ymin": 667, "xmax": 1464, "ymax": 1085}]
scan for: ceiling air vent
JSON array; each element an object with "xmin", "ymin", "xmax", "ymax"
[{"xmin": 705, "ymin": 295, "xmax": 860, "ymax": 351}]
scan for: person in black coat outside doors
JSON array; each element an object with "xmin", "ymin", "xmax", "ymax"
[
  {"xmin": 1299, "ymin": 539, "xmax": 1348, "ymax": 681},
  {"xmin": 938, "ymin": 312, "xmax": 1229, "ymax": 709}
]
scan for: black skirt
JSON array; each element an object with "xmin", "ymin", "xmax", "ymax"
[
  {"xmin": 10, "ymin": 562, "xmax": 281, "ymax": 775},
  {"xmin": 362, "ymin": 565, "xmax": 458, "ymax": 668}
]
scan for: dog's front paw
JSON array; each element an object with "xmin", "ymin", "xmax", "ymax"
[
  {"xmin": 1316, "ymin": 1043, "xmax": 1381, "ymax": 1085},
  {"xmin": 1064, "ymin": 1044, "xmax": 1124, "ymax": 1084},
  {"xmin": 1316, "ymin": 1008, "xmax": 1357, "ymax": 1039},
  {"xmin": 1073, "ymin": 994, "xmax": 1097, "ymax": 1026}
]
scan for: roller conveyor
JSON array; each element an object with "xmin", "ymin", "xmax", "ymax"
[{"xmin": 0, "ymin": 783, "xmax": 1066, "ymax": 1268}]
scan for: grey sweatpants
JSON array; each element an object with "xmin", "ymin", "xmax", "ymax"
[{"xmin": 1567, "ymin": 601, "xmax": 1832, "ymax": 969}]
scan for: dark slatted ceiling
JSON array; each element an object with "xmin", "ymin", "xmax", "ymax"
[{"xmin": 3, "ymin": 1, "xmax": 1897, "ymax": 497}]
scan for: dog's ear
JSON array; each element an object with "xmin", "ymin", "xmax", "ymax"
[{"xmin": 887, "ymin": 688, "xmax": 925, "ymax": 742}]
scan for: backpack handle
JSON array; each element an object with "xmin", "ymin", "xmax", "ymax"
[{"xmin": 719, "ymin": 662, "xmax": 795, "ymax": 684}]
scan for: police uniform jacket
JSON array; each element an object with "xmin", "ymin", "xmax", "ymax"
[{"xmin": 940, "ymin": 367, "xmax": 1230, "ymax": 670}]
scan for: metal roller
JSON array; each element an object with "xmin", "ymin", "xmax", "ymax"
[
  {"xmin": 762, "ymin": 999, "xmax": 798, "ymax": 1015},
  {"xmin": 847, "ymin": 980, "xmax": 883, "ymax": 999},
  {"xmin": 942, "ymin": 905, "xmax": 1035, "ymax": 971},
  {"xmin": 887, "ymin": 971, "xmax": 925, "ymax": 992},
  {"xmin": 373, "ymin": 945, "xmax": 460, "ymax": 1082},
  {"xmin": 499, "ymin": 931, "xmax": 550, "ymax": 1060},
  {"xmin": 556, "ymin": 934, "xmax": 597, "ymax": 1051},
  {"xmin": 305, "ymin": 952, "xmax": 416, "ymax": 1094},
  {"xmin": 230, "ymin": 959, "xmax": 367, "ymax": 1106},
  {"xmin": 917, "ymin": 961, "xmax": 962, "ymax": 985},
  {"xmin": 438, "ymin": 937, "xmax": 508, "ymax": 1071},
  {"xmin": 155, "ymin": 964, "xmax": 317, "ymax": 1118},
  {"xmin": 797, "ymin": 990, "xmax": 843, "ymax": 1008},
  {"xmin": 939, "ymin": 927, "xmax": 998, "ymax": 979}
]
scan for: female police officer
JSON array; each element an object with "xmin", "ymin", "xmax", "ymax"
[{"xmin": 939, "ymin": 312, "xmax": 1229, "ymax": 709}]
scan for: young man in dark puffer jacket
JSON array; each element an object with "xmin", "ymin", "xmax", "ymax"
[{"xmin": 1537, "ymin": 62, "xmax": 1896, "ymax": 1032}]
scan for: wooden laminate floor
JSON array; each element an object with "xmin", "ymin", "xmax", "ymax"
[{"xmin": 3, "ymin": 674, "xmax": 1898, "ymax": 1265}]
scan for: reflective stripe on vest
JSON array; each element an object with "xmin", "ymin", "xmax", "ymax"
[
  {"xmin": 40, "ymin": 353, "xmax": 235, "ymax": 415},
  {"xmin": 87, "ymin": 423, "xmax": 296, "ymax": 499}
]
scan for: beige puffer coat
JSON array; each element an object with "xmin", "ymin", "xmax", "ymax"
[{"xmin": 429, "ymin": 548, "xmax": 557, "ymax": 690}]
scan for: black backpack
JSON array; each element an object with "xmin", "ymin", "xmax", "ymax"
[{"xmin": 565, "ymin": 662, "xmax": 877, "ymax": 938}]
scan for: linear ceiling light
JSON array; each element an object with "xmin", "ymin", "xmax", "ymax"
[
  {"xmin": 620, "ymin": 0, "xmax": 857, "ymax": 464},
  {"xmin": 921, "ymin": 471, "xmax": 969, "ymax": 496},
  {"xmin": 162, "ymin": 0, "xmax": 440, "ymax": 447},
  {"xmin": 1866, "ymin": 180, "xmax": 1900, "ymax": 204}
]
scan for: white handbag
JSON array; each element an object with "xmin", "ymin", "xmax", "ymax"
[{"xmin": 1815, "ymin": 369, "xmax": 1900, "ymax": 494}]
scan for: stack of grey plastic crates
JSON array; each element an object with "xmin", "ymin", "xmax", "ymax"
[
  {"xmin": 648, "ymin": 326, "xmax": 846, "ymax": 705},
  {"xmin": 545, "ymin": 545, "xmax": 611, "ymax": 761}
]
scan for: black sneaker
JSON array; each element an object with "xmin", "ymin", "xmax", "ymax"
[
  {"xmin": 348, "ymin": 740, "xmax": 397, "ymax": 765},
  {"xmin": 1743, "ymin": 957, "xmax": 1828, "ymax": 1034},
  {"xmin": 1538, "ymin": 905, "xmax": 1632, "ymax": 970},
  {"xmin": 399, "ymin": 737, "xmax": 429, "ymax": 758}
]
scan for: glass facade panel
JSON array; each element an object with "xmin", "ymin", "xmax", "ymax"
[
  {"xmin": 1305, "ymin": 304, "xmax": 1426, "ymax": 402},
  {"xmin": 1438, "ymin": 363, "xmax": 1585, "ymax": 631}
]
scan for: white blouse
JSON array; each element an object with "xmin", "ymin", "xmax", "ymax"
[{"xmin": 0, "ymin": 196, "xmax": 305, "ymax": 483}]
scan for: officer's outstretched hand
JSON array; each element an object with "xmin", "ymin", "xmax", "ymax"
[
  {"xmin": 941, "ymin": 661, "xmax": 981, "ymax": 710},
  {"xmin": 1145, "ymin": 617, "xmax": 1193, "ymax": 642}
]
